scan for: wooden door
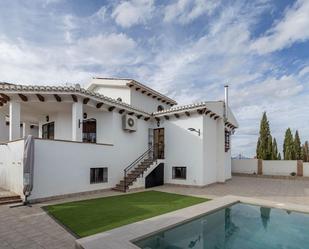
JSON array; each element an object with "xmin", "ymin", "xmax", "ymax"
[{"xmin": 154, "ymin": 128, "xmax": 164, "ymax": 159}]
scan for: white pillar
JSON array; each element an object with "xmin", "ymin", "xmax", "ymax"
[
  {"xmin": 72, "ymin": 102, "xmax": 83, "ymax": 142},
  {"xmin": 216, "ymin": 118, "xmax": 226, "ymax": 183},
  {"xmin": 9, "ymin": 101, "xmax": 21, "ymax": 141},
  {"xmin": 22, "ymin": 121, "xmax": 30, "ymax": 138}
]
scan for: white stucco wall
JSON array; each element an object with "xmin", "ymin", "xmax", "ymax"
[
  {"xmin": 0, "ymin": 140, "xmax": 24, "ymax": 196},
  {"xmin": 29, "ymin": 114, "xmax": 149, "ymax": 200},
  {"xmin": 38, "ymin": 110, "xmax": 72, "ymax": 140},
  {"xmin": 130, "ymin": 90, "xmax": 171, "ymax": 113},
  {"xmin": 303, "ymin": 163, "xmax": 309, "ymax": 177},
  {"xmin": 162, "ymin": 114, "xmax": 204, "ymax": 186},
  {"xmin": 232, "ymin": 159, "xmax": 258, "ymax": 174},
  {"xmin": 94, "ymin": 86, "xmax": 131, "ymax": 104},
  {"xmin": 203, "ymin": 116, "xmax": 218, "ymax": 185},
  {"xmin": 263, "ymin": 160, "xmax": 297, "ymax": 176}
]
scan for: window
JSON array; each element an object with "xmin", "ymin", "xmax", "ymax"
[
  {"xmin": 157, "ymin": 105, "xmax": 164, "ymax": 111},
  {"xmin": 225, "ymin": 130, "xmax": 231, "ymax": 152},
  {"xmin": 172, "ymin": 167, "xmax": 186, "ymax": 179},
  {"xmin": 90, "ymin": 168, "xmax": 108, "ymax": 184},
  {"xmin": 83, "ymin": 119, "xmax": 96, "ymax": 143},
  {"xmin": 42, "ymin": 122, "xmax": 54, "ymax": 139}
]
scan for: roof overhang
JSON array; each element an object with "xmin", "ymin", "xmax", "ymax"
[{"xmin": 0, "ymin": 83, "xmax": 152, "ymax": 120}]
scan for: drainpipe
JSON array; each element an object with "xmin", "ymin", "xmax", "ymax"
[{"xmin": 223, "ymin": 85, "xmax": 229, "ymax": 122}]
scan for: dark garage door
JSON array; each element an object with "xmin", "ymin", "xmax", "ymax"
[{"xmin": 145, "ymin": 163, "xmax": 164, "ymax": 188}]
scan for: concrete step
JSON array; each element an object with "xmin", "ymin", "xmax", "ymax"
[{"xmin": 0, "ymin": 197, "xmax": 22, "ymax": 206}]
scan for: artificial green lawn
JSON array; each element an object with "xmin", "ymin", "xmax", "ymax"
[{"xmin": 45, "ymin": 190, "xmax": 208, "ymax": 237}]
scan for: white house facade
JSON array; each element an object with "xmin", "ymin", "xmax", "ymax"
[{"xmin": 0, "ymin": 78, "xmax": 238, "ymax": 202}]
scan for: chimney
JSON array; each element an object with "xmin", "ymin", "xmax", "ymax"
[{"xmin": 224, "ymin": 85, "xmax": 229, "ymax": 121}]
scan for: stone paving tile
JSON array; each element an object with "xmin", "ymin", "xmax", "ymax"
[
  {"xmin": 154, "ymin": 176, "xmax": 309, "ymax": 206},
  {"xmin": 1, "ymin": 176, "xmax": 309, "ymax": 248}
]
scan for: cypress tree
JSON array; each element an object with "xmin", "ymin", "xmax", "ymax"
[
  {"xmin": 294, "ymin": 130, "xmax": 302, "ymax": 160},
  {"xmin": 283, "ymin": 128, "xmax": 294, "ymax": 160},
  {"xmin": 256, "ymin": 112, "xmax": 272, "ymax": 160},
  {"xmin": 267, "ymin": 135, "xmax": 273, "ymax": 160},
  {"xmin": 302, "ymin": 141, "xmax": 309, "ymax": 162},
  {"xmin": 272, "ymin": 138, "xmax": 278, "ymax": 160},
  {"xmin": 278, "ymin": 152, "xmax": 281, "ymax": 160}
]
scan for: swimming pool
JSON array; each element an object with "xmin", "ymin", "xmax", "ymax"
[{"xmin": 134, "ymin": 203, "xmax": 309, "ymax": 249}]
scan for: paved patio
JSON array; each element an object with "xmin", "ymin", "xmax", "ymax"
[{"xmin": 1, "ymin": 176, "xmax": 309, "ymax": 248}]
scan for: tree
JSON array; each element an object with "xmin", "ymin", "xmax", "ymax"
[
  {"xmin": 256, "ymin": 112, "xmax": 272, "ymax": 160},
  {"xmin": 267, "ymin": 135, "xmax": 273, "ymax": 160},
  {"xmin": 302, "ymin": 141, "xmax": 309, "ymax": 162},
  {"xmin": 278, "ymin": 152, "xmax": 281, "ymax": 160},
  {"xmin": 272, "ymin": 138, "xmax": 279, "ymax": 160},
  {"xmin": 283, "ymin": 128, "xmax": 294, "ymax": 160},
  {"xmin": 294, "ymin": 130, "xmax": 302, "ymax": 160}
]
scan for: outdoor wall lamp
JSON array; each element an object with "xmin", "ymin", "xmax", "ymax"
[{"xmin": 188, "ymin": 128, "xmax": 200, "ymax": 136}]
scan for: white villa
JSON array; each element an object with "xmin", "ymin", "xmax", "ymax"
[{"xmin": 0, "ymin": 78, "xmax": 238, "ymax": 202}]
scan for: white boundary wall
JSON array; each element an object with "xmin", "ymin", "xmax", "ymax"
[
  {"xmin": 232, "ymin": 159, "xmax": 258, "ymax": 174},
  {"xmin": 0, "ymin": 140, "xmax": 24, "ymax": 195},
  {"xmin": 263, "ymin": 160, "xmax": 297, "ymax": 176},
  {"xmin": 303, "ymin": 163, "xmax": 309, "ymax": 177}
]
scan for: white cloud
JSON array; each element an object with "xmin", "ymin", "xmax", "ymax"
[
  {"xmin": 164, "ymin": 0, "xmax": 220, "ymax": 24},
  {"xmin": 0, "ymin": 32, "xmax": 138, "ymax": 84},
  {"xmin": 111, "ymin": 0, "xmax": 154, "ymax": 28},
  {"xmin": 251, "ymin": 0, "xmax": 309, "ymax": 54},
  {"xmin": 70, "ymin": 33, "xmax": 137, "ymax": 65}
]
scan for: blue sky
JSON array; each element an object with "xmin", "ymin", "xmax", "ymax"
[{"xmin": 0, "ymin": 0, "xmax": 309, "ymax": 157}]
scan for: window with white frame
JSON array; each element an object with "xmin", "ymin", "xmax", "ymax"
[{"xmin": 90, "ymin": 168, "xmax": 108, "ymax": 184}]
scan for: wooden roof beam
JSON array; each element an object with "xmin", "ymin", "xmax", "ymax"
[
  {"xmin": 197, "ymin": 108, "xmax": 206, "ymax": 115},
  {"xmin": 0, "ymin": 93, "xmax": 10, "ymax": 101},
  {"xmin": 36, "ymin": 94, "xmax": 45, "ymax": 102},
  {"xmin": 71, "ymin": 94, "xmax": 78, "ymax": 102},
  {"xmin": 108, "ymin": 106, "xmax": 115, "ymax": 112},
  {"xmin": 96, "ymin": 102, "xmax": 104, "ymax": 108},
  {"xmin": 83, "ymin": 98, "xmax": 90, "ymax": 105},
  {"xmin": 18, "ymin": 94, "xmax": 28, "ymax": 102},
  {"xmin": 54, "ymin": 94, "xmax": 61, "ymax": 102},
  {"xmin": 0, "ymin": 97, "xmax": 7, "ymax": 104}
]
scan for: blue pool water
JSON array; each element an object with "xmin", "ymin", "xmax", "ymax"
[{"xmin": 134, "ymin": 203, "xmax": 309, "ymax": 249}]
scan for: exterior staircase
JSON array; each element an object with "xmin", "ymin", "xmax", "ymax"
[
  {"xmin": 113, "ymin": 147, "xmax": 156, "ymax": 192},
  {"xmin": 0, "ymin": 194, "xmax": 22, "ymax": 205}
]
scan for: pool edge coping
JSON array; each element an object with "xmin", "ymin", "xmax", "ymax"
[{"xmin": 75, "ymin": 195, "xmax": 309, "ymax": 249}]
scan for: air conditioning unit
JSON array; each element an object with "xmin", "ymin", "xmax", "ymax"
[{"xmin": 122, "ymin": 114, "xmax": 137, "ymax": 132}]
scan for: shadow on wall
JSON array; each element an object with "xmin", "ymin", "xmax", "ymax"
[{"xmin": 164, "ymin": 119, "xmax": 203, "ymax": 185}]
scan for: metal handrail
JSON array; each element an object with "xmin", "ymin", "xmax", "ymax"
[{"xmin": 124, "ymin": 146, "xmax": 154, "ymax": 192}]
